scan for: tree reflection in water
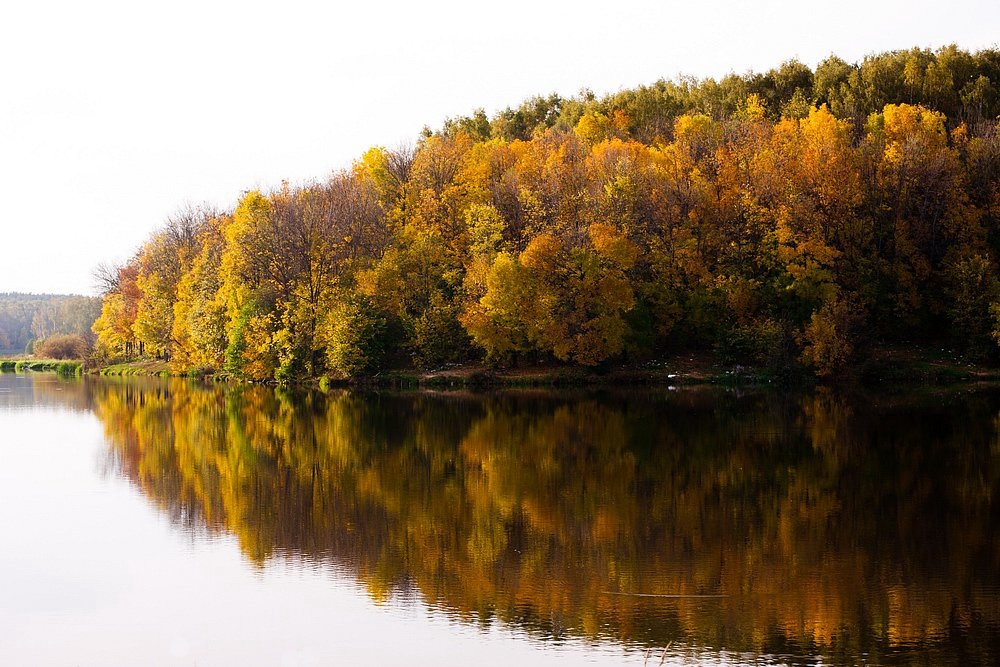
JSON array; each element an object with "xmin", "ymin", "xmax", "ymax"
[{"xmin": 82, "ymin": 377, "xmax": 1000, "ymax": 665}]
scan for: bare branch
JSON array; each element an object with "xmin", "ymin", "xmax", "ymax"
[{"xmin": 92, "ymin": 261, "xmax": 121, "ymax": 295}]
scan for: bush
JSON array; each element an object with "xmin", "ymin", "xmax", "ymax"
[
  {"xmin": 800, "ymin": 298, "xmax": 865, "ymax": 378},
  {"xmin": 412, "ymin": 293, "xmax": 470, "ymax": 369},
  {"xmin": 34, "ymin": 334, "xmax": 89, "ymax": 360},
  {"xmin": 318, "ymin": 294, "xmax": 388, "ymax": 378},
  {"xmin": 716, "ymin": 318, "xmax": 789, "ymax": 369},
  {"xmin": 946, "ymin": 252, "xmax": 999, "ymax": 360}
]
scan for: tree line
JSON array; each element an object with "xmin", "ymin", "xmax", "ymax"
[
  {"xmin": 0, "ymin": 293, "xmax": 101, "ymax": 357},
  {"xmin": 93, "ymin": 45, "xmax": 1000, "ymax": 380}
]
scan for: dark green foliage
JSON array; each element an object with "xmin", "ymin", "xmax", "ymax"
[
  {"xmin": 716, "ymin": 319, "xmax": 792, "ymax": 371},
  {"xmin": 412, "ymin": 295, "xmax": 471, "ymax": 369},
  {"xmin": 491, "ymin": 94, "xmax": 565, "ymax": 141},
  {"xmin": 945, "ymin": 253, "xmax": 1000, "ymax": 360},
  {"xmin": 320, "ymin": 295, "xmax": 390, "ymax": 378},
  {"xmin": 223, "ymin": 303, "xmax": 254, "ymax": 376}
]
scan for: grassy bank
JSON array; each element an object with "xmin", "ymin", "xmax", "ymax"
[
  {"xmin": 98, "ymin": 360, "xmax": 171, "ymax": 377},
  {"xmin": 0, "ymin": 359, "xmax": 84, "ymax": 376}
]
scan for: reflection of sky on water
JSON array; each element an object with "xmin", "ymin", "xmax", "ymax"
[
  {"xmin": 0, "ymin": 375, "xmax": 688, "ymax": 665},
  {"xmin": 0, "ymin": 393, "xmax": 628, "ymax": 665},
  {"xmin": 0, "ymin": 371, "xmax": 93, "ymax": 413}
]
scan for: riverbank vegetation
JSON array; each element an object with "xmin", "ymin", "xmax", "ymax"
[
  {"xmin": 92, "ymin": 45, "xmax": 1000, "ymax": 382},
  {"xmin": 0, "ymin": 359, "xmax": 83, "ymax": 375}
]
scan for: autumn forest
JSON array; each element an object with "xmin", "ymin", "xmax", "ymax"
[{"xmin": 91, "ymin": 45, "xmax": 1000, "ymax": 381}]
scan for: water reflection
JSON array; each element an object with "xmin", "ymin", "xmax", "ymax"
[
  {"xmin": 0, "ymin": 370, "xmax": 94, "ymax": 412},
  {"xmin": 19, "ymin": 373, "xmax": 1000, "ymax": 664}
]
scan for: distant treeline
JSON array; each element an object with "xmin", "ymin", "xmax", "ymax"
[
  {"xmin": 93, "ymin": 45, "xmax": 1000, "ymax": 380},
  {"xmin": 0, "ymin": 293, "xmax": 101, "ymax": 355}
]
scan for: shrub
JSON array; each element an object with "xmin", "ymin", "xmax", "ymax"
[
  {"xmin": 34, "ymin": 334, "xmax": 89, "ymax": 360},
  {"xmin": 317, "ymin": 294, "xmax": 388, "ymax": 378},
  {"xmin": 412, "ymin": 293, "xmax": 470, "ymax": 369},
  {"xmin": 716, "ymin": 318, "xmax": 789, "ymax": 369},
  {"xmin": 945, "ymin": 252, "xmax": 999, "ymax": 360},
  {"xmin": 800, "ymin": 298, "xmax": 865, "ymax": 378}
]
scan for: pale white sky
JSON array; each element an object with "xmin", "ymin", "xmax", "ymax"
[{"xmin": 1, "ymin": 0, "xmax": 998, "ymax": 295}]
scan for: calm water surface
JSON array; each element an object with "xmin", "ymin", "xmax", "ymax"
[{"xmin": 1, "ymin": 372, "xmax": 998, "ymax": 666}]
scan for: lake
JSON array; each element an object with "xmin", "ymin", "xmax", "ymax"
[{"xmin": 1, "ymin": 372, "xmax": 998, "ymax": 666}]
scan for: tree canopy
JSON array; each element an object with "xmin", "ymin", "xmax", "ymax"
[{"xmin": 93, "ymin": 45, "xmax": 1000, "ymax": 380}]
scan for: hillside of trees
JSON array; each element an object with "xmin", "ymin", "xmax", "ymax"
[
  {"xmin": 92, "ymin": 45, "xmax": 1000, "ymax": 381},
  {"xmin": 0, "ymin": 293, "xmax": 101, "ymax": 356}
]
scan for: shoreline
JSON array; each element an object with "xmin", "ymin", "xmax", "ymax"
[
  {"xmin": 6, "ymin": 347, "xmax": 999, "ymax": 390},
  {"xmin": 0, "ymin": 359, "xmax": 83, "ymax": 376},
  {"xmin": 78, "ymin": 346, "xmax": 1000, "ymax": 390}
]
